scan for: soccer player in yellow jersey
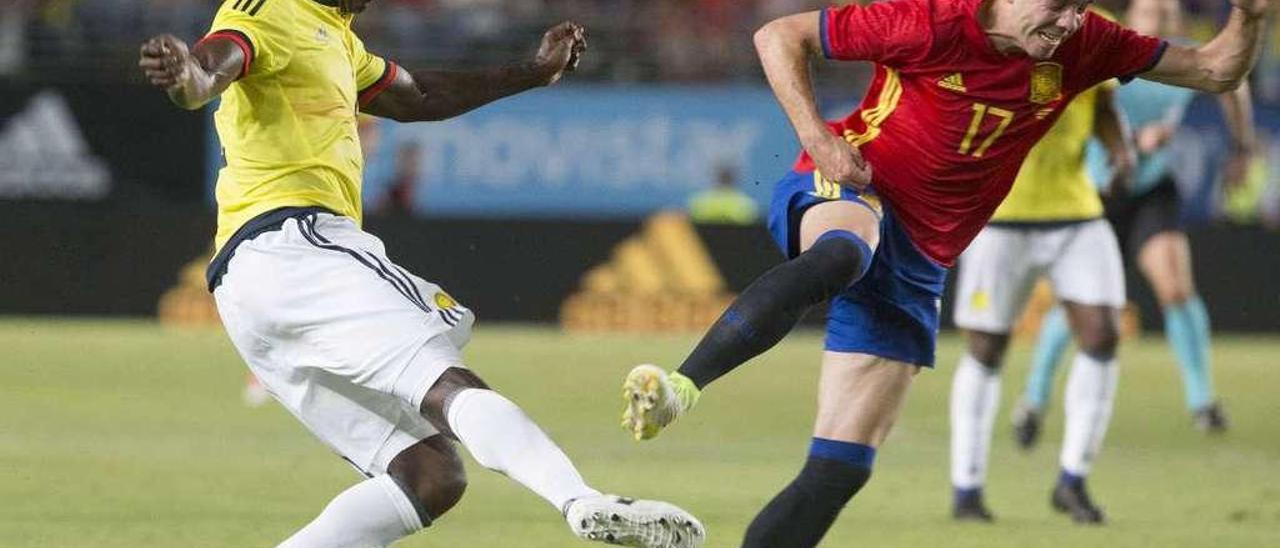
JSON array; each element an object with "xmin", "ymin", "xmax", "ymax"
[
  {"xmin": 949, "ymin": 75, "xmax": 1134, "ymax": 524},
  {"xmin": 139, "ymin": 1, "xmax": 704, "ymax": 546}
]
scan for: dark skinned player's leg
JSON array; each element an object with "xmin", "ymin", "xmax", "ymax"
[
  {"xmin": 1051, "ymin": 301, "xmax": 1120, "ymax": 524},
  {"xmin": 422, "ymin": 368, "xmax": 706, "ymax": 546},
  {"xmin": 949, "ymin": 329, "xmax": 1010, "ymax": 522},
  {"xmin": 418, "ymin": 367, "xmax": 600, "ymax": 514}
]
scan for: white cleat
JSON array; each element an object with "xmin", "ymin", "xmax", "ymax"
[
  {"xmin": 566, "ymin": 494, "xmax": 705, "ymax": 548},
  {"xmin": 621, "ymin": 364, "xmax": 686, "ymax": 441}
]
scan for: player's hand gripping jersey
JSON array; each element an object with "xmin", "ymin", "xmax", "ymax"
[
  {"xmin": 793, "ymin": 0, "xmax": 1164, "ymax": 265},
  {"xmin": 202, "ymin": 0, "xmax": 399, "ymax": 251}
]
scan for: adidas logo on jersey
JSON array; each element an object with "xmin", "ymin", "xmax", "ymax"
[
  {"xmin": 0, "ymin": 91, "xmax": 111, "ymax": 200},
  {"xmin": 937, "ymin": 73, "xmax": 967, "ymax": 93}
]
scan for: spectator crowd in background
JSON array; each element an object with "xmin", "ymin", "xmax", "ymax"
[
  {"xmin": 5, "ymin": 0, "xmax": 1280, "ymax": 227},
  {"xmin": 2, "ymin": 0, "xmax": 833, "ymax": 83},
  {"xmin": 4, "ymin": 0, "xmax": 1280, "ymax": 98}
]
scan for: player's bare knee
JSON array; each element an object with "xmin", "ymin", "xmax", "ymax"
[
  {"xmin": 1076, "ymin": 321, "xmax": 1119, "ymax": 361},
  {"xmin": 965, "ymin": 331, "xmax": 1008, "ymax": 371},
  {"xmin": 388, "ymin": 435, "xmax": 469, "ymax": 524},
  {"xmin": 1155, "ymin": 284, "xmax": 1192, "ymax": 308},
  {"xmin": 420, "ymin": 367, "xmax": 489, "ymax": 437}
]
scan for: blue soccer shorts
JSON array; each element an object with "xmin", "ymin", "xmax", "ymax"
[{"xmin": 766, "ymin": 169, "xmax": 948, "ymax": 367}]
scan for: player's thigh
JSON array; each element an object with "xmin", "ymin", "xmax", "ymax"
[
  {"xmin": 813, "ymin": 351, "xmax": 918, "ymax": 447},
  {"xmin": 218, "ymin": 301, "xmax": 442, "ymax": 475},
  {"xmin": 245, "ymin": 214, "xmax": 472, "ymax": 398},
  {"xmin": 1047, "ymin": 219, "xmax": 1126, "ymax": 309},
  {"xmin": 953, "ymin": 226, "xmax": 1040, "ymax": 333},
  {"xmin": 1138, "ymin": 231, "xmax": 1195, "ymax": 304},
  {"xmin": 798, "ymin": 199, "xmax": 881, "ymax": 253}
]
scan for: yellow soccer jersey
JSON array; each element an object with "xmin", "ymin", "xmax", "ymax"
[
  {"xmin": 202, "ymin": 0, "xmax": 397, "ymax": 250},
  {"xmin": 990, "ymin": 84, "xmax": 1106, "ymax": 223}
]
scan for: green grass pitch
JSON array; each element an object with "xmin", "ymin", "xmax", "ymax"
[{"xmin": 1, "ymin": 319, "xmax": 1278, "ymax": 547}]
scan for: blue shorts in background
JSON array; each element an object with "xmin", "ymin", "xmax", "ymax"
[{"xmin": 766, "ymin": 170, "xmax": 948, "ymax": 367}]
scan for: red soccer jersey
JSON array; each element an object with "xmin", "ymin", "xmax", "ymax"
[{"xmin": 792, "ymin": 0, "xmax": 1164, "ymax": 266}]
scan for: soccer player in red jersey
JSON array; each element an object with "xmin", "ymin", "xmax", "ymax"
[{"xmin": 621, "ymin": 0, "xmax": 1269, "ymax": 544}]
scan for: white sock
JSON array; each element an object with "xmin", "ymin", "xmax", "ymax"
[
  {"xmin": 1060, "ymin": 352, "xmax": 1119, "ymax": 476},
  {"xmin": 950, "ymin": 354, "xmax": 1001, "ymax": 490},
  {"xmin": 279, "ymin": 474, "xmax": 423, "ymax": 548},
  {"xmin": 447, "ymin": 388, "xmax": 600, "ymax": 511}
]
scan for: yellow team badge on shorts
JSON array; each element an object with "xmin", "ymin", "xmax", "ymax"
[
  {"xmin": 811, "ymin": 171, "xmax": 883, "ymax": 215},
  {"xmin": 434, "ymin": 292, "xmax": 458, "ymax": 310},
  {"xmin": 1029, "ymin": 62, "xmax": 1063, "ymax": 104},
  {"xmin": 970, "ymin": 290, "xmax": 990, "ymax": 311},
  {"xmin": 812, "ymin": 171, "xmax": 843, "ymax": 200}
]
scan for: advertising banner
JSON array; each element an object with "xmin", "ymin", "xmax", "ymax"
[{"xmin": 354, "ymin": 86, "xmax": 801, "ymax": 218}]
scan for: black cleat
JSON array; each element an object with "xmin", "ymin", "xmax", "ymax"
[
  {"xmin": 1012, "ymin": 400, "xmax": 1043, "ymax": 451},
  {"xmin": 953, "ymin": 490, "xmax": 995, "ymax": 523},
  {"xmin": 1193, "ymin": 402, "xmax": 1229, "ymax": 434},
  {"xmin": 1051, "ymin": 480, "xmax": 1105, "ymax": 524}
]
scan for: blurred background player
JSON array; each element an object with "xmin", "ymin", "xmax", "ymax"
[
  {"xmin": 687, "ymin": 163, "xmax": 761, "ymax": 225},
  {"xmin": 619, "ymin": 0, "xmax": 1266, "ymax": 545},
  {"xmin": 949, "ymin": 62, "xmax": 1134, "ymax": 523},
  {"xmin": 139, "ymin": 1, "xmax": 703, "ymax": 547},
  {"xmin": 1015, "ymin": 0, "xmax": 1257, "ymax": 442}
]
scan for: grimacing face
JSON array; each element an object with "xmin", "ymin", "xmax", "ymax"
[{"xmin": 1011, "ymin": 0, "xmax": 1094, "ymax": 60}]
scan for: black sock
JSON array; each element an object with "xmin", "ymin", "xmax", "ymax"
[
  {"xmin": 676, "ymin": 232, "xmax": 872, "ymax": 388},
  {"xmin": 742, "ymin": 439, "xmax": 876, "ymax": 548}
]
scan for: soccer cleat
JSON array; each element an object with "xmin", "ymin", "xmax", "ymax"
[
  {"xmin": 621, "ymin": 365, "xmax": 699, "ymax": 441},
  {"xmin": 1192, "ymin": 402, "xmax": 1229, "ymax": 434},
  {"xmin": 952, "ymin": 489, "xmax": 996, "ymax": 523},
  {"xmin": 565, "ymin": 494, "xmax": 706, "ymax": 548},
  {"xmin": 1051, "ymin": 480, "xmax": 1106, "ymax": 524},
  {"xmin": 1011, "ymin": 399, "xmax": 1044, "ymax": 451}
]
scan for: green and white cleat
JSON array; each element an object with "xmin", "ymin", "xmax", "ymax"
[
  {"xmin": 566, "ymin": 494, "xmax": 705, "ymax": 548},
  {"xmin": 621, "ymin": 365, "xmax": 699, "ymax": 441}
]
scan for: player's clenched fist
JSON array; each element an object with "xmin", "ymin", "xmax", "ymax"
[
  {"xmin": 807, "ymin": 132, "xmax": 873, "ymax": 191},
  {"xmin": 533, "ymin": 21, "xmax": 587, "ymax": 86},
  {"xmin": 139, "ymin": 34, "xmax": 195, "ymax": 89}
]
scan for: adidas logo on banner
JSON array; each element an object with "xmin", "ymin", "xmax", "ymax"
[
  {"xmin": 560, "ymin": 211, "xmax": 735, "ymax": 332},
  {"xmin": 937, "ymin": 72, "xmax": 967, "ymax": 93},
  {"xmin": 0, "ymin": 90, "xmax": 111, "ymax": 200}
]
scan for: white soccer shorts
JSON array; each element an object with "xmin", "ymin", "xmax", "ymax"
[
  {"xmin": 953, "ymin": 219, "xmax": 1125, "ymax": 333},
  {"xmin": 213, "ymin": 212, "xmax": 475, "ymax": 475}
]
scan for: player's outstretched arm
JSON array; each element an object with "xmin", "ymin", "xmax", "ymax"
[
  {"xmin": 754, "ymin": 12, "xmax": 871, "ymax": 189},
  {"xmin": 1140, "ymin": 0, "xmax": 1269, "ymax": 92},
  {"xmin": 1217, "ymin": 81, "xmax": 1257, "ymax": 188},
  {"xmin": 363, "ymin": 22, "xmax": 585, "ymax": 122},
  {"xmin": 1092, "ymin": 86, "xmax": 1136, "ymax": 194},
  {"xmin": 139, "ymin": 34, "xmax": 244, "ymax": 110}
]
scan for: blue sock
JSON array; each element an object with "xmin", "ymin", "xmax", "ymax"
[
  {"xmin": 953, "ymin": 486, "xmax": 983, "ymax": 505},
  {"xmin": 1059, "ymin": 470, "xmax": 1085, "ymax": 488},
  {"xmin": 809, "ymin": 437, "xmax": 877, "ymax": 468},
  {"xmin": 1025, "ymin": 306, "xmax": 1071, "ymax": 410},
  {"xmin": 1186, "ymin": 296, "xmax": 1216, "ymax": 405},
  {"xmin": 1164, "ymin": 297, "xmax": 1213, "ymax": 410}
]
